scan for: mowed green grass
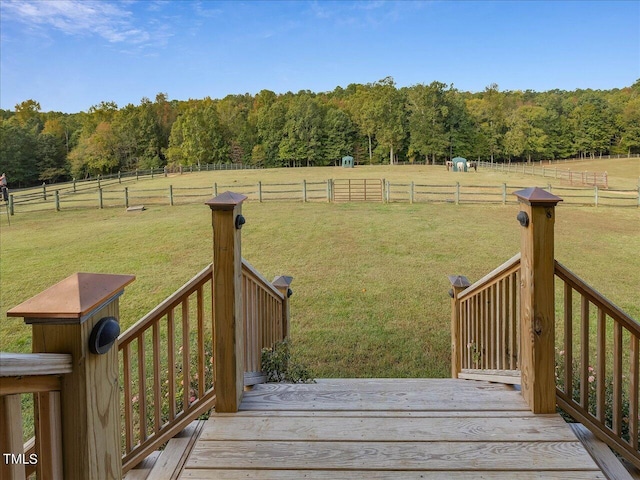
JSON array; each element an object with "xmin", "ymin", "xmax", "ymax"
[{"xmin": 1, "ymin": 163, "xmax": 638, "ymax": 378}]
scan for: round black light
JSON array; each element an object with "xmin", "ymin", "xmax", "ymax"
[{"xmin": 89, "ymin": 317, "xmax": 120, "ymax": 355}]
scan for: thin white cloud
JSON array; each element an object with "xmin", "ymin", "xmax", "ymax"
[{"xmin": 2, "ymin": 0, "xmax": 165, "ymax": 46}]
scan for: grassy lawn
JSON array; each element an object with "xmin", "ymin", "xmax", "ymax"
[{"xmin": 1, "ymin": 163, "xmax": 638, "ymax": 378}]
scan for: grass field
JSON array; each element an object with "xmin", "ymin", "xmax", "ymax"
[{"xmin": 1, "ymin": 161, "xmax": 638, "ymax": 378}]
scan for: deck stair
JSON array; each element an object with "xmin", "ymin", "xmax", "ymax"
[
  {"xmin": 179, "ymin": 378, "xmax": 608, "ymax": 479},
  {"xmin": 124, "ymin": 421, "xmax": 205, "ymax": 480}
]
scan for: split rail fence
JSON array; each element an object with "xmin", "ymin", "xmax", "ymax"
[{"xmin": 4, "ymin": 179, "xmax": 638, "ymax": 217}]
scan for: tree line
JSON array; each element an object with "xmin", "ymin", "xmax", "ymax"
[{"xmin": 1, "ymin": 78, "xmax": 638, "ymax": 188}]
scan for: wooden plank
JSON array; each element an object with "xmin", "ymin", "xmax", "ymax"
[
  {"xmin": 570, "ymin": 423, "xmax": 634, "ymax": 480},
  {"xmin": 239, "ymin": 380, "xmax": 530, "ymax": 411},
  {"xmin": 182, "ymin": 471, "xmax": 606, "ymax": 480},
  {"xmin": 0, "ymin": 394, "xmax": 26, "ymax": 480},
  {"xmin": 0, "ymin": 375, "xmax": 61, "ymax": 396},
  {"xmin": 199, "ymin": 415, "xmax": 577, "ymax": 442},
  {"xmin": 147, "ymin": 420, "xmax": 205, "ymax": 480},
  {"xmin": 186, "ymin": 440, "xmax": 598, "ymax": 471},
  {"xmin": 0, "ymin": 353, "xmax": 72, "ymax": 377},
  {"xmin": 123, "ymin": 451, "xmax": 160, "ymax": 480}
]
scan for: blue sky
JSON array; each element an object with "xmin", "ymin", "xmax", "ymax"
[{"xmin": 1, "ymin": 0, "xmax": 639, "ymax": 113}]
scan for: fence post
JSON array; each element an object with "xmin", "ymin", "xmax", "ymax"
[
  {"xmin": 385, "ymin": 180, "xmax": 391, "ymax": 203},
  {"xmin": 8, "ymin": 194, "xmax": 14, "ymax": 215},
  {"xmin": 136, "ymin": 169, "xmax": 139, "ymax": 181},
  {"xmin": 258, "ymin": 181, "xmax": 263, "ymax": 203},
  {"xmin": 326, "ymin": 179, "xmax": 330, "ymax": 203},
  {"xmin": 118, "ymin": 171, "xmax": 122, "ymax": 184},
  {"xmin": 169, "ymin": 185, "xmax": 174, "ymax": 206},
  {"xmin": 42, "ymin": 182, "xmax": 47, "ymax": 201},
  {"xmin": 455, "ymin": 182, "xmax": 460, "ymax": 205},
  {"xmin": 302, "ymin": 180, "xmax": 307, "ymax": 203},
  {"xmin": 98, "ymin": 175, "xmax": 101, "ymax": 190},
  {"xmin": 73, "ymin": 178, "xmax": 77, "ymax": 193},
  {"xmin": 594, "ymin": 186, "xmax": 598, "ymax": 207},
  {"xmin": 273, "ymin": 276, "xmax": 294, "ymax": 340},
  {"xmin": 513, "ymin": 187, "xmax": 562, "ymax": 414},
  {"xmin": 98, "ymin": 188, "xmax": 103, "ymax": 209},
  {"xmin": 205, "ymin": 192, "xmax": 247, "ymax": 413},
  {"xmin": 124, "ymin": 187, "xmax": 129, "ymax": 208},
  {"xmin": 164, "ymin": 166, "xmax": 168, "ymax": 177},
  {"xmin": 410, "ymin": 181, "xmax": 414, "ymax": 204},
  {"xmin": 447, "ymin": 275, "xmax": 471, "ymax": 379},
  {"xmin": 7, "ymin": 272, "xmax": 135, "ymax": 479},
  {"xmin": 214, "ymin": 182, "xmax": 218, "ymax": 197},
  {"xmin": 55, "ymin": 190, "xmax": 60, "ymax": 211}
]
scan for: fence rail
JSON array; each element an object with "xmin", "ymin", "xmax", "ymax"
[
  {"xmin": 478, "ymin": 161, "xmax": 609, "ymax": 188},
  {"xmin": 5, "ymin": 179, "xmax": 639, "ymax": 217}
]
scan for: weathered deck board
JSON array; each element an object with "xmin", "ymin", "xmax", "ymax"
[{"xmin": 180, "ymin": 379, "xmax": 605, "ymax": 479}]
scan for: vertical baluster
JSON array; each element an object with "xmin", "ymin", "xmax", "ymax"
[
  {"xmin": 563, "ymin": 283, "xmax": 573, "ymax": 398},
  {"xmin": 596, "ymin": 309, "xmax": 606, "ymax": 422},
  {"xmin": 197, "ymin": 286, "xmax": 205, "ymax": 399},
  {"xmin": 613, "ymin": 323, "xmax": 623, "ymax": 435},
  {"xmin": 122, "ymin": 344, "xmax": 133, "ymax": 453},
  {"xmin": 167, "ymin": 309, "xmax": 176, "ymax": 420},
  {"xmin": 580, "ymin": 297, "xmax": 590, "ymax": 409},
  {"xmin": 630, "ymin": 335, "xmax": 639, "ymax": 450},
  {"xmin": 137, "ymin": 335, "xmax": 147, "ymax": 441},
  {"xmin": 513, "ymin": 270, "xmax": 520, "ymax": 369},
  {"xmin": 490, "ymin": 284, "xmax": 497, "ymax": 369},
  {"xmin": 182, "ymin": 299, "xmax": 190, "ymax": 410},
  {"xmin": 475, "ymin": 292, "xmax": 481, "ymax": 369},
  {"xmin": 242, "ymin": 275, "xmax": 250, "ymax": 372},
  {"xmin": 152, "ymin": 321, "xmax": 161, "ymax": 434}
]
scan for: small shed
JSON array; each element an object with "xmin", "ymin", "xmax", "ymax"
[
  {"xmin": 452, "ymin": 157, "xmax": 468, "ymax": 172},
  {"xmin": 341, "ymin": 156, "xmax": 354, "ymax": 168}
]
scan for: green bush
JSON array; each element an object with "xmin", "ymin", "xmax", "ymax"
[{"xmin": 261, "ymin": 339, "xmax": 315, "ymax": 384}]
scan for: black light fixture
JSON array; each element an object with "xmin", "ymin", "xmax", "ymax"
[{"xmin": 89, "ymin": 317, "xmax": 120, "ymax": 355}]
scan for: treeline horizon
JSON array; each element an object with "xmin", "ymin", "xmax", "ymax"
[{"xmin": 1, "ymin": 77, "xmax": 639, "ymax": 188}]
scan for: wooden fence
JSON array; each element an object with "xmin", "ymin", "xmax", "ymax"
[
  {"xmin": 478, "ymin": 161, "xmax": 609, "ymax": 188},
  {"xmin": 5, "ymin": 180, "xmax": 639, "ymax": 216}
]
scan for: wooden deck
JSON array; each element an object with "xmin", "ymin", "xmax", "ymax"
[{"xmin": 179, "ymin": 379, "xmax": 607, "ymax": 479}]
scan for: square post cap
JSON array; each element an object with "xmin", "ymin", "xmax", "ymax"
[
  {"xmin": 447, "ymin": 275, "xmax": 471, "ymax": 288},
  {"xmin": 513, "ymin": 187, "xmax": 562, "ymax": 206},
  {"xmin": 205, "ymin": 191, "xmax": 247, "ymax": 211},
  {"xmin": 6, "ymin": 272, "xmax": 135, "ymax": 324}
]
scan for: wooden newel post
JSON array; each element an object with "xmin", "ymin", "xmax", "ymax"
[
  {"xmin": 514, "ymin": 187, "xmax": 562, "ymax": 414},
  {"xmin": 205, "ymin": 191, "xmax": 247, "ymax": 413},
  {"xmin": 7, "ymin": 273, "xmax": 135, "ymax": 480},
  {"xmin": 447, "ymin": 275, "xmax": 471, "ymax": 379},
  {"xmin": 272, "ymin": 276, "xmax": 294, "ymax": 340}
]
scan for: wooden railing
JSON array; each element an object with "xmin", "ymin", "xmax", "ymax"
[
  {"xmin": 117, "ymin": 264, "xmax": 215, "ymax": 474},
  {"xmin": 452, "ymin": 253, "xmax": 521, "ymax": 384},
  {"xmin": 117, "ymin": 258, "xmax": 290, "ymax": 472},
  {"xmin": 0, "ymin": 352, "xmax": 72, "ymax": 480},
  {"xmin": 451, "ymin": 257, "xmax": 639, "ymax": 467},
  {"xmin": 554, "ymin": 260, "xmax": 640, "ymax": 469},
  {"xmin": 242, "ymin": 259, "xmax": 285, "ymax": 385}
]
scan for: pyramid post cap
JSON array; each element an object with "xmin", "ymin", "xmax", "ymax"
[
  {"xmin": 7, "ymin": 273, "xmax": 135, "ymax": 323},
  {"xmin": 205, "ymin": 191, "xmax": 247, "ymax": 210},
  {"xmin": 513, "ymin": 187, "xmax": 562, "ymax": 206},
  {"xmin": 447, "ymin": 275, "xmax": 471, "ymax": 288}
]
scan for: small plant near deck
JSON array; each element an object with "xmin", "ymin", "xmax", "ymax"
[
  {"xmin": 467, "ymin": 341, "xmax": 482, "ymax": 367},
  {"xmin": 262, "ymin": 339, "xmax": 315, "ymax": 384}
]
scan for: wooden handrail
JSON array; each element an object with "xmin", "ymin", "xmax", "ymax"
[
  {"xmin": 554, "ymin": 261, "xmax": 640, "ymax": 469},
  {"xmin": 118, "ymin": 263, "xmax": 213, "ymax": 346},
  {"xmin": 118, "ymin": 265, "xmax": 216, "ymax": 474},
  {"xmin": 242, "ymin": 259, "xmax": 284, "ymax": 301},
  {"xmin": 450, "ymin": 253, "xmax": 521, "ymax": 378},
  {"xmin": 554, "ymin": 260, "xmax": 639, "ymax": 337},
  {"xmin": 457, "ymin": 253, "xmax": 520, "ymax": 302},
  {"xmin": 242, "ymin": 260, "xmax": 287, "ymax": 383},
  {"xmin": 0, "ymin": 353, "xmax": 73, "ymax": 377}
]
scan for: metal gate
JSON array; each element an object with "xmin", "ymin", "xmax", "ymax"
[{"xmin": 332, "ymin": 179, "xmax": 383, "ymax": 202}]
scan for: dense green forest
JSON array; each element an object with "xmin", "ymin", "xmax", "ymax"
[{"xmin": 1, "ymin": 78, "xmax": 639, "ymax": 188}]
